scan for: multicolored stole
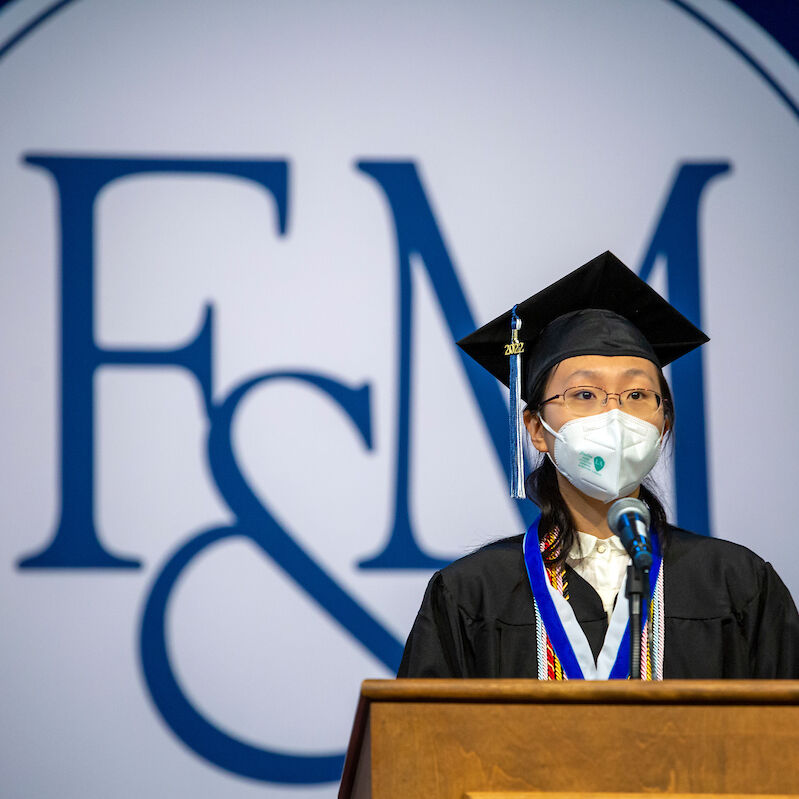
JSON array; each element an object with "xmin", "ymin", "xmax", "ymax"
[{"xmin": 523, "ymin": 517, "xmax": 665, "ymax": 680}]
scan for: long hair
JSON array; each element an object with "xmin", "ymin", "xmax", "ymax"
[{"xmin": 525, "ymin": 366, "xmax": 675, "ymax": 567}]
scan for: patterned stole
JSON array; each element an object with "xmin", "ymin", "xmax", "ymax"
[{"xmin": 532, "ymin": 526, "xmax": 665, "ymax": 680}]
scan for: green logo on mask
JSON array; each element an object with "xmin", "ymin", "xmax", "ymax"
[{"xmin": 594, "ymin": 456, "xmax": 605, "ymax": 472}]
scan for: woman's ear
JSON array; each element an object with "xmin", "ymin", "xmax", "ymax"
[
  {"xmin": 660, "ymin": 405, "xmax": 672, "ymax": 437},
  {"xmin": 524, "ymin": 407, "xmax": 549, "ymax": 454}
]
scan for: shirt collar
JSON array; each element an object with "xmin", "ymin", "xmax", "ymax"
[{"xmin": 567, "ymin": 530, "xmax": 627, "ymax": 561}]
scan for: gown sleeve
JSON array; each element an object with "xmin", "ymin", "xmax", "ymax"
[
  {"xmin": 748, "ymin": 561, "xmax": 799, "ymax": 677},
  {"xmin": 397, "ymin": 571, "xmax": 467, "ymax": 677}
]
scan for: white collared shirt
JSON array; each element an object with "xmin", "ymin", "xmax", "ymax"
[{"xmin": 566, "ymin": 531, "xmax": 630, "ymax": 620}]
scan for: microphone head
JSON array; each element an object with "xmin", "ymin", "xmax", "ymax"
[{"xmin": 607, "ymin": 497, "xmax": 651, "ymax": 533}]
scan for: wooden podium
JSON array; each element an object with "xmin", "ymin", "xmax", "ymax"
[{"xmin": 339, "ymin": 680, "xmax": 799, "ymax": 799}]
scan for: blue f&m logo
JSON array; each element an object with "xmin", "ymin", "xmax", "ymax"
[{"xmin": 17, "ymin": 154, "xmax": 728, "ymax": 783}]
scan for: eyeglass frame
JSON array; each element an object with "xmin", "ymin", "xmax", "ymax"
[{"xmin": 537, "ymin": 385, "xmax": 666, "ymax": 418}]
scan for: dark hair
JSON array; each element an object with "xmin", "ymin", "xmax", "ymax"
[{"xmin": 525, "ymin": 364, "xmax": 674, "ymax": 567}]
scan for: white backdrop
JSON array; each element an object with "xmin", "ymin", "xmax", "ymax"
[{"xmin": 2, "ymin": 0, "xmax": 799, "ymax": 796}]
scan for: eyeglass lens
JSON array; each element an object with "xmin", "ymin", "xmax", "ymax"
[{"xmin": 562, "ymin": 386, "xmax": 662, "ymax": 418}]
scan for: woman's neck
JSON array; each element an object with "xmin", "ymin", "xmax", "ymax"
[{"xmin": 556, "ymin": 473, "xmax": 639, "ymax": 539}]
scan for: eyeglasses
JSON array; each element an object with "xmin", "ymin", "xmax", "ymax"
[{"xmin": 539, "ymin": 385, "xmax": 664, "ymax": 419}]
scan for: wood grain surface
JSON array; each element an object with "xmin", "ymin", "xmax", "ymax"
[
  {"xmin": 361, "ymin": 678, "xmax": 799, "ymax": 704},
  {"xmin": 463, "ymin": 794, "xmax": 799, "ymax": 799},
  {"xmin": 352, "ymin": 681, "xmax": 799, "ymax": 798}
]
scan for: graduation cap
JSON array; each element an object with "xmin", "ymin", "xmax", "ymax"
[{"xmin": 457, "ymin": 250, "xmax": 709, "ymax": 497}]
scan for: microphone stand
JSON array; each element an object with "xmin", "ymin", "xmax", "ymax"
[
  {"xmin": 607, "ymin": 499, "xmax": 654, "ymax": 679},
  {"xmin": 626, "ymin": 563, "xmax": 648, "ymax": 680}
]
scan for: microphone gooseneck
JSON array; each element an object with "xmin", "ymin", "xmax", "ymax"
[{"xmin": 607, "ymin": 497, "xmax": 653, "ymax": 570}]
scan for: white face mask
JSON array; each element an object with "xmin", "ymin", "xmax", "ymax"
[{"xmin": 537, "ymin": 408, "xmax": 664, "ymax": 503}]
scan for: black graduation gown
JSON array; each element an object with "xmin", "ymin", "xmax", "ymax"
[{"xmin": 397, "ymin": 526, "xmax": 799, "ymax": 678}]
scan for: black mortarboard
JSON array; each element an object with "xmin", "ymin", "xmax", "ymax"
[{"xmin": 457, "ymin": 250, "xmax": 709, "ymax": 497}]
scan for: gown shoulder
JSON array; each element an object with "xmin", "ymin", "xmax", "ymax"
[{"xmin": 398, "ymin": 524, "xmax": 799, "ymax": 678}]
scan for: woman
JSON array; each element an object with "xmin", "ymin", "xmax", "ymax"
[{"xmin": 398, "ymin": 251, "xmax": 799, "ymax": 679}]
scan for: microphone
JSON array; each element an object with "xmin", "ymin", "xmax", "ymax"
[{"xmin": 607, "ymin": 498, "xmax": 652, "ymax": 570}]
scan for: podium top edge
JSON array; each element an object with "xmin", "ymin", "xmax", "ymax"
[{"xmin": 360, "ymin": 679, "xmax": 799, "ymax": 705}]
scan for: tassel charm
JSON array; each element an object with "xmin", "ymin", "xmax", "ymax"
[{"xmin": 505, "ymin": 305, "xmax": 525, "ymax": 498}]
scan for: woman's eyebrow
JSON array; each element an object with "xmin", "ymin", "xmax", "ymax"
[
  {"xmin": 562, "ymin": 367, "xmax": 655, "ymax": 382},
  {"xmin": 561, "ymin": 369, "xmax": 600, "ymax": 382},
  {"xmin": 623, "ymin": 368, "xmax": 655, "ymax": 379}
]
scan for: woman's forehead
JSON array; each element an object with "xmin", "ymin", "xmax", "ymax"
[{"xmin": 549, "ymin": 355, "xmax": 660, "ymax": 386}]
